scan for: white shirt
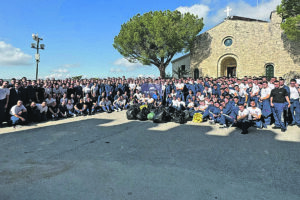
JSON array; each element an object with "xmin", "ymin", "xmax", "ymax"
[
  {"xmin": 129, "ymin": 83, "xmax": 136, "ymax": 89},
  {"xmin": 46, "ymin": 98, "xmax": 56, "ymax": 105},
  {"xmin": 289, "ymin": 86, "xmax": 300, "ymax": 100},
  {"xmin": 176, "ymin": 83, "xmax": 184, "ymax": 90},
  {"xmin": 268, "ymin": 83, "xmax": 275, "ymax": 90},
  {"xmin": 0, "ymin": 87, "xmax": 10, "ymax": 100},
  {"xmin": 187, "ymin": 102, "xmax": 194, "ymax": 108},
  {"xmin": 10, "ymin": 105, "xmax": 26, "ymax": 115},
  {"xmin": 238, "ymin": 89, "xmax": 247, "ymax": 98},
  {"xmin": 66, "ymin": 104, "xmax": 74, "ymax": 110},
  {"xmin": 238, "ymin": 109, "xmax": 249, "ymax": 117},
  {"xmin": 247, "ymin": 107, "xmax": 261, "ymax": 120},
  {"xmin": 261, "ymin": 87, "xmax": 271, "ymax": 99},
  {"xmin": 36, "ymin": 104, "xmax": 48, "ymax": 113}
]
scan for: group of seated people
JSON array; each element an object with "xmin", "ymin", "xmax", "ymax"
[{"xmin": 1, "ymin": 75, "xmax": 299, "ymax": 134}]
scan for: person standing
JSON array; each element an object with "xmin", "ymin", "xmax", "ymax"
[
  {"xmin": 270, "ymin": 81, "xmax": 291, "ymax": 132},
  {"xmin": 289, "ymin": 79, "xmax": 300, "ymax": 127},
  {"xmin": 0, "ymin": 81, "xmax": 10, "ymax": 127}
]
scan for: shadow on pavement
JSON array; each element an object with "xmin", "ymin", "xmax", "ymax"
[{"xmin": 0, "ymin": 118, "xmax": 299, "ymax": 200}]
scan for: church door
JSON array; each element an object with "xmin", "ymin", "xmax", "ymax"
[
  {"xmin": 227, "ymin": 67, "xmax": 236, "ymax": 77},
  {"xmin": 194, "ymin": 68, "xmax": 199, "ymax": 79},
  {"xmin": 266, "ymin": 64, "xmax": 274, "ymax": 80}
]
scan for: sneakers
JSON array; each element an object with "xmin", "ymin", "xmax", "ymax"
[
  {"xmin": 219, "ymin": 124, "xmax": 227, "ymax": 128},
  {"xmin": 209, "ymin": 120, "xmax": 215, "ymax": 125},
  {"xmin": 281, "ymin": 128, "xmax": 286, "ymax": 132}
]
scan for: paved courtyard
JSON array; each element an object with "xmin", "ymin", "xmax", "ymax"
[{"xmin": 0, "ymin": 111, "xmax": 299, "ymax": 200}]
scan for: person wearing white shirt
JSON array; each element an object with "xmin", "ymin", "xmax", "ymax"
[
  {"xmin": 289, "ymin": 79, "xmax": 300, "ymax": 127},
  {"xmin": 36, "ymin": 101, "xmax": 48, "ymax": 121},
  {"xmin": 236, "ymin": 104, "xmax": 251, "ymax": 134},
  {"xmin": 247, "ymin": 100, "xmax": 263, "ymax": 129},
  {"xmin": 259, "ymin": 81, "xmax": 272, "ymax": 126},
  {"xmin": 172, "ymin": 97, "xmax": 185, "ymax": 111},
  {"xmin": 10, "ymin": 100, "xmax": 27, "ymax": 126}
]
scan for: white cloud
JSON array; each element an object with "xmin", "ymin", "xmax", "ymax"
[
  {"xmin": 45, "ymin": 63, "xmax": 80, "ymax": 79},
  {"xmin": 0, "ymin": 41, "xmax": 32, "ymax": 66},
  {"xmin": 52, "ymin": 68, "xmax": 69, "ymax": 73},
  {"xmin": 176, "ymin": 4, "xmax": 210, "ymax": 19},
  {"xmin": 45, "ymin": 73, "xmax": 71, "ymax": 79},
  {"xmin": 113, "ymin": 58, "xmax": 143, "ymax": 71},
  {"xmin": 109, "ymin": 68, "xmax": 123, "ymax": 73},
  {"xmin": 209, "ymin": 0, "xmax": 281, "ymax": 25}
]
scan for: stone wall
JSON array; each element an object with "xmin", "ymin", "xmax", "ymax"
[{"xmin": 190, "ymin": 12, "xmax": 300, "ymax": 78}]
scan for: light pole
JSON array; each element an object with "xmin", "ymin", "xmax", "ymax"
[{"xmin": 31, "ymin": 33, "xmax": 45, "ymax": 81}]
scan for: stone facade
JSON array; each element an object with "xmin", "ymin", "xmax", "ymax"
[{"xmin": 175, "ymin": 11, "xmax": 300, "ymax": 78}]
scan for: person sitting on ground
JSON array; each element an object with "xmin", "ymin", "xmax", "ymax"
[
  {"xmin": 10, "ymin": 100, "xmax": 27, "ymax": 126},
  {"xmin": 36, "ymin": 101, "xmax": 48, "ymax": 121},
  {"xmin": 113, "ymin": 97, "xmax": 122, "ymax": 112},
  {"xmin": 247, "ymin": 100, "xmax": 263, "ymax": 129},
  {"xmin": 58, "ymin": 101, "xmax": 68, "ymax": 118},
  {"xmin": 27, "ymin": 102, "xmax": 40, "ymax": 123},
  {"xmin": 235, "ymin": 103, "xmax": 251, "ymax": 134},
  {"xmin": 74, "ymin": 99, "xmax": 88, "ymax": 116},
  {"xmin": 66, "ymin": 99, "xmax": 75, "ymax": 117},
  {"xmin": 84, "ymin": 97, "xmax": 94, "ymax": 115},
  {"xmin": 105, "ymin": 97, "xmax": 113, "ymax": 112},
  {"xmin": 48, "ymin": 101, "xmax": 61, "ymax": 120}
]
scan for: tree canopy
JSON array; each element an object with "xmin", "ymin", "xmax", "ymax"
[
  {"xmin": 277, "ymin": 0, "xmax": 300, "ymax": 41},
  {"xmin": 113, "ymin": 10, "xmax": 204, "ymax": 78}
]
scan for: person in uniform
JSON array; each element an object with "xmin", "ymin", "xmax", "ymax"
[
  {"xmin": 0, "ymin": 81, "xmax": 10, "ymax": 127},
  {"xmin": 270, "ymin": 81, "xmax": 291, "ymax": 132},
  {"xmin": 236, "ymin": 103, "xmax": 251, "ymax": 134},
  {"xmin": 289, "ymin": 79, "xmax": 300, "ymax": 127}
]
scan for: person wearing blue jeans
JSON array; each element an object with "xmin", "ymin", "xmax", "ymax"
[
  {"xmin": 289, "ymin": 79, "xmax": 300, "ymax": 127},
  {"xmin": 270, "ymin": 81, "xmax": 291, "ymax": 132}
]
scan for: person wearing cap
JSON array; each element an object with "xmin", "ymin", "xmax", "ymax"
[
  {"xmin": 270, "ymin": 80, "xmax": 291, "ymax": 132},
  {"xmin": 288, "ymin": 79, "xmax": 300, "ymax": 127}
]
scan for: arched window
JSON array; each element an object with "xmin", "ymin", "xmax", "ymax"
[
  {"xmin": 265, "ymin": 64, "xmax": 274, "ymax": 80},
  {"xmin": 194, "ymin": 68, "xmax": 199, "ymax": 79}
]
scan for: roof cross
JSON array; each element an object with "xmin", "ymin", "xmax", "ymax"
[{"xmin": 224, "ymin": 6, "xmax": 232, "ymax": 17}]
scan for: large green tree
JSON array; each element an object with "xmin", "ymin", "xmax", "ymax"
[
  {"xmin": 277, "ymin": 0, "xmax": 300, "ymax": 41},
  {"xmin": 113, "ymin": 10, "xmax": 204, "ymax": 78}
]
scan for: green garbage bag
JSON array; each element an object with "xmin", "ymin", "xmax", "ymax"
[{"xmin": 147, "ymin": 112, "xmax": 155, "ymax": 120}]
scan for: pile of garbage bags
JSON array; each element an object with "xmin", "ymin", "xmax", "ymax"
[{"xmin": 126, "ymin": 105, "xmax": 191, "ymax": 124}]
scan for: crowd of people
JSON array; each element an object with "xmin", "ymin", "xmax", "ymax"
[{"xmin": 0, "ymin": 76, "xmax": 299, "ymax": 134}]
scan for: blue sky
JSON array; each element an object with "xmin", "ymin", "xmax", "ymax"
[{"xmin": 0, "ymin": 0, "xmax": 281, "ymax": 79}]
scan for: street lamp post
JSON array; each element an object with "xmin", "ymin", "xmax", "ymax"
[{"xmin": 31, "ymin": 33, "xmax": 45, "ymax": 81}]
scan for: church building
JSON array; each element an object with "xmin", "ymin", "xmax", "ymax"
[{"xmin": 172, "ymin": 11, "xmax": 300, "ymax": 79}]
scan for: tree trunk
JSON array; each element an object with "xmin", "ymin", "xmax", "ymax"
[{"xmin": 159, "ymin": 68, "xmax": 166, "ymax": 78}]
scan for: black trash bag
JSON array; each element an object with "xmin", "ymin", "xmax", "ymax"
[
  {"xmin": 153, "ymin": 110, "xmax": 166, "ymax": 123},
  {"xmin": 163, "ymin": 107, "xmax": 172, "ymax": 122},
  {"xmin": 172, "ymin": 110, "xmax": 186, "ymax": 124},
  {"xmin": 126, "ymin": 105, "xmax": 140, "ymax": 120},
  {"xmin": 183, "ymin": 110, "xmax": 190, "ymax": 121},
  {"xmin": 136, "ymin": 107, "xmax": 150, "ymax": 121}
]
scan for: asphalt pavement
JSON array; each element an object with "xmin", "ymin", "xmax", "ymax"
[{"xmin": 0, "ymin": 111, "xmax": 299, "ymax": 200}]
